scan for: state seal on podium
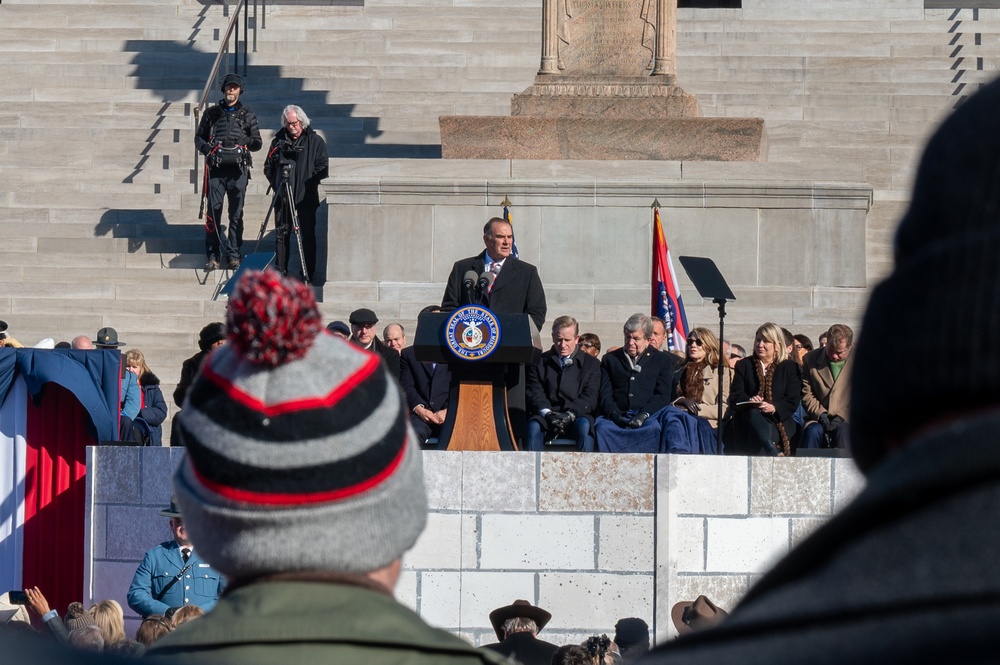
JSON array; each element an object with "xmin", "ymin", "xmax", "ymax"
[{"xmin": 444, "ymin": 306, "xmax": 502, "ymax": 360}]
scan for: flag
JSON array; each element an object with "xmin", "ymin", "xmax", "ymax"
[
  {"xmin": 652, "ymin": 207, "xmax": 689, "ymax": 352},
  {"xmin": 502, "ymin": 202, "xmax": 519, "ymax": 259}
]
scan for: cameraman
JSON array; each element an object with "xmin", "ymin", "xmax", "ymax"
[
  {"xmin": 264, "ymin": 105, "xmax": 329, "ymax": 284},
  {"xmin": 195, "ymin": 73, "xmax": 262, "ymax": 272}
]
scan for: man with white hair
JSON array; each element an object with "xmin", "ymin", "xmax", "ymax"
[{"xmin": 263, "ymin": 104, "xmax": 329, "ymax": 284}]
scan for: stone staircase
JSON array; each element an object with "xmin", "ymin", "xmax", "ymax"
[{"xmin": 2, "ymin": 0, "xmax": 999, "ymax": 441}]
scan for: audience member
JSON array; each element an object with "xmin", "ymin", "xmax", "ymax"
[
  {"xmin": 127, "ymin": 497, "xmax": 224, "ymax": 618},
  {"xmin": 594, "ymin": 313, "xmax": 679, "ymax": 453},
  {"xmin": 800, "ymin": 324, "xmax": 853, "ymax": 450},
  {"xmin": 167, "ymin": 604, "xmax": 204, "ymax": 628},
  {"xmin": 726, "ymin": 344, "xmax": 745, "ymax": 369},
  {"xmin": 67, "ymin": 624, "xmax": 104, "ymax": 651},
  {"xmin": 125, "ymin": 349, "xmax": 168, "ymax": 446},
  {"xmin": 63, "ymin": 601, "xmax": 96, "ymax": 633},
  {"xmin": 23, "ymin": 586, "xmax": 68, "ymax": 642},
  {"xmin": 383, "ymin": 322, "xmax": 407, "ymax": 351},
  {"xmin": 349, "ymin": 307, "xmax": 401, "ymax": 378},
  {"xmin": 326, "ymin": 320, "xmax": 350, "ymax": 338},
  {"xmin": 728, "ymin": 323, "xmax": 802, "ymax": 456},
  {"xmin": 791, "ymin": 334, "xmax": 813, "ymax": 366},
  {"xmin": 553, "ymin": 644, "xmax": 597, "ymax": 665},
  {"xmin": 145, "ymin": 271, "xmax": 503, "ymax": 665},
  {"xmin": 399, "ymin": 307, "xmax": 451, "ymax": 445},
  {"xmin": 0, "ymin": 320, "xmax": 24, "ymax": 348},
  {"xmin": 649, "ymin": 316, "xmax": 667, "ymax": 351},
  {"xmin": 88, "ymin": 599, "xmax": 125, "ymax": 650},
  {"xmin": 817, "ymin": 331, "xmax": 828, "ymax": 348},
  {"xmin": 525, "ymin": 315, "xmax": 600, "ymax": 451},
  {"xmin": 136, "ymin": 615, "xmax": 172, "ymax": 648},
  {"xmin": 614, "ymin": 617, "xmax": 649, "ymax": 660},
  {"xmin": 483, "ymin": 599, "xmax": 559, "ymax": 665},
  {"xmin": 657, "ymin": 327, "xmax": 730, "ymax": 454},
  {"xmin": 644, "ymin": 77, "xmax": 1000, "ymax": 664},
  {"xmin": 173, "ymin": 322, "xmax": 227, "ymax": 409},
  {"xmin": 578, "ymin": 333, "xmax": 601, "ymax": 358}
]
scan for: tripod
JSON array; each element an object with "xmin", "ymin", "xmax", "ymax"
[{"xmin": 255, "ymin": 158, "xmax": 309, "ymax": 284}]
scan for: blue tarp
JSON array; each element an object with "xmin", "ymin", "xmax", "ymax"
[{"xmin": 0, "ymin": 348, "xmax": 120, "ymax": 442}]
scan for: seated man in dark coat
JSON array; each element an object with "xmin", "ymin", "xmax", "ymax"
[
  {"xmin": 399, "ymin": 307, "xmax": 451, "ymax": 445},
  {"xmin": 483, "ymin": 599, "xmax": 558, "ymax": 665},
  {"xmin": 641, "ymin": 73, "xmax": 1000, "ymax": 665},
  {"xmin": 594, "ymin": 313, "xmax": 679, "ymax": 453},
  {"xmin": 525, "ymin": 315, "xmax": 600, "ymax": 451},
  {"xmin": 349, "ymin": 307, "xmax": 400, "ymax": 378}
]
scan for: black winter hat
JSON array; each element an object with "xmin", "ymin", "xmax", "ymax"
[
  {"xmin": 851, "ymin": 75, "xmax": 1000, "ymax": 473},
  {"xmin": 220, "ymin": 73, "xmax": 245, "ymax": 92}
]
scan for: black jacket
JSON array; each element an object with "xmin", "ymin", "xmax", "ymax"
[
  {"xmin": 526, "ymin": 348, "xmax": 600, "ymax": 425},
  {"xmin": 399, "ymin": 346, "xmax": 450, "ymax": 413},
  {"xmin": 195, "ymin": 99, "xmax": 262, "ymax": 165},
  {"xmin": 138, "ymin": 371, "xmax": 168, "ymax": 447},
  {"xmin": 728, "ymin": 357, "xmax": 801, "ymax": 436},
  {"xmin": 599, "ymin": 347, "xmax": 679, "ymax": 417},
  {"xmin": 483, "ymin": 632, "xmax": 559, "ymax": 665},
  {"xmin": 442, "ymin": 252, "xmax": 547, "ymax": 332},
  {"xmin": 263, "ymin": 125, "xmax": 329, "ymax": 207},
  {"xmin": 355, "ymin": 336, "xmax": 400, "ymax": 379}
]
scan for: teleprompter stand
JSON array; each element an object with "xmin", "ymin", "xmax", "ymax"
[
  {"xmin": 412, "ymin": 311, "xmax": 541, "ymax": 451},
  {"xmin": 678, "ymin": 256, "xmax": 736, "ymax": 452}
]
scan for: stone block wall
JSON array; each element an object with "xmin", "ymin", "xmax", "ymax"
[{"xmin": 85, "ymin": 447, "xmax": 864, "ymax": 644}]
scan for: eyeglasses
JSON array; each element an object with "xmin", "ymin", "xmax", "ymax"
[
  {"xmin": 729, "ymin": 353, "xmax": 742, "ymax": 359},
  {"xmin": 686, "ymin": 338, "xmax": 703, "ymax": 347},
  {"xmin": 579, "ymin": 343, "xmax": 595, "ymax": 349},
  {"xmin": 287, "ymin": 120, "xmax": 302, "ymax": 127}
]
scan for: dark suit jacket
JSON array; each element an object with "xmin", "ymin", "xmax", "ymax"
[
  {"xmin": 599, "ymin": 347, "xmax": 679, "ymax": 417},
  {"xmin": 442, "ymin": 252, "xmax": 547, "ymax": 331},
  {"xmin": 399, "ymin": 346, "xmax": 451, "ymax": 413},
  {"xmin": 483, "ymin": 632, "xmax": 559, "ymax": 665},
  {"xmin": 729, "ymin": 357, "xmax": 802, "ymax": 435},
  {"xmin": 355, "ymin": 336, "xmax": 400, "ymax": 379},
  {"xmin": 526, "ymin": 348, "xmax": 600, "ymax": 424}
]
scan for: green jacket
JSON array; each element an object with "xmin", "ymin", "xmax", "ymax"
[{"xmin": 146, "ymin": 580, "xmax": 508, "ymax": 665}]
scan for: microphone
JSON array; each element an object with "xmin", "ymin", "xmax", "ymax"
[
  {"xmin": 462, "ymin": 270, "xmax": 478, "ymax": 305},
  {"xmin": 477, "ymin": 271, "xmax": 496, "ymax": 300}
]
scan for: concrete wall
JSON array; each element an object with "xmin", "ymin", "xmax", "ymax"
[{"xmin": 86, "ymin": 447, "xmax": 864, "ymax": 644}]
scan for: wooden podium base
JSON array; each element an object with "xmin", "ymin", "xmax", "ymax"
[{"xmin": 436, "ymin": 367, "xmax": 519, "ymax": 451}]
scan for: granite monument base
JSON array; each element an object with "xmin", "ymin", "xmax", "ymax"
[
  {"xmin": 511, "ymin": 79, "xmax": 702, "ymax": 118},
  {"xmin": 439, "ymin": 116, "xmax": 768, "ymax": 161}
]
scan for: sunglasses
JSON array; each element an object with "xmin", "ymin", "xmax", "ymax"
[
  {"xmin": 686, "ymin": 338, "xmax": 704, "ymax": 347},
  {"xmin": 729, "ymin": 353, "xmax": 742, "ymax": 359}
]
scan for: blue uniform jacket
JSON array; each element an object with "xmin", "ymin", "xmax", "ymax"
[{"xmin": 127, "ymin": 540, "xmax": 225, "ymax": 617}]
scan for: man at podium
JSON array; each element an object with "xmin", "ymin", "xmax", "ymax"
[{"xmin": 442, "ymin": 218, "xmax": 547, "ymax": 331}]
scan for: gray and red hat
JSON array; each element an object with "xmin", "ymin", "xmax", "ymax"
[{"xmin": 173, "ymin": 270, "xmax": 426, "ymax": 580}]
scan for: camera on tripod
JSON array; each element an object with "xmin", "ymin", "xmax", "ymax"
[{"xmin": 277, "ymin": 139, "xmax": 304, "ymax": 164}]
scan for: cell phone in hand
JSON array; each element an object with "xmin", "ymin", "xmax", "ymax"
[{"xmin": 7, "ymin": 590, "xmax": 28, "ymax": 605}]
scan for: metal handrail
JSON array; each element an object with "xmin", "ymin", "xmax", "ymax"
[{"xmin": 194, "ymin": 0, "xmax": 264, "ymax": 193}]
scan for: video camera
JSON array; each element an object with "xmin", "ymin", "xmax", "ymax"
[
  {"xmin": 586, "ymin": 634, "xmax": 612, "ymax": 662},
  {"xmin": 276, "ymin": 139, "xmax": 304, "ymax": 163}
]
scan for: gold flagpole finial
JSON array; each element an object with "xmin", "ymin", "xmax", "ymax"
[
  {"xmin": 651, "ymin": 198, "xmax": 661, "ymax": 210},
  {"xmin": 501, "ymin": 195, "xmax": 512, "ymax": 207}
]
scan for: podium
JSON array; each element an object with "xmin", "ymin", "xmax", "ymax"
[{"xmin": 413, "ymin": 308, "xmax": 541, "ymax": 451}]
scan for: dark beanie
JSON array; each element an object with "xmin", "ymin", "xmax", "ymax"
[
  {"xmin": 174, "ymin": 270, "xmax": 425, "ymax": 580},
  {"xmin": 851, "ymin": 76, "xmax": 1000, "ymax": 473},
  {"xmin": 614, "ymin": 617, "xmax": 650, "ymax": 657}
]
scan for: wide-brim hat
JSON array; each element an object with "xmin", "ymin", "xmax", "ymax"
[
  {"xmin": 671, "ymin": 596, "xmax": 728, "ymax": 635},
  {"xmin": 489, "ymin": 599, "xmax": 551, "ymax": 641},
  {"xmin": 93, "ymin": 326, "xmax": 125, "ymax": 347},
  {"xmin": 158, "ymin": 496, "xmax": 182, "ymax": 518}
]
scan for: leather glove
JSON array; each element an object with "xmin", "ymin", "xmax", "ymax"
[
  {"xmin": 675, "ymin": 397, "xmax": 700, "ymax": 416},
  {"xmin": 818, "ymin": 412, "xmax": 831, "ymax": 432},
  {"xmin": 628, "ymin": 412, "xmax": 650, "ymax": 428},
  {"xmin": 544, "ymin": 411, "xmax": 565, "ymax": 435},
  {"xmin": 611, "ymin": 411, "xmax": 631, "ymax": 428},
  {"xmin": 827, "ymin": 415, "xmax": 844, "ymax": 432},
  {"xmin": 557, "ymin": 411, "xmax": 576, "ymax": 427}
]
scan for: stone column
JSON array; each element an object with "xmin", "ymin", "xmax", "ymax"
[
  {"xmin": 539, "ymin": 0, "xmax": 559, "ymax": 74},
  {"xmin": 650, "ymin": 0, "xmax": 677, "ymax": 79}
]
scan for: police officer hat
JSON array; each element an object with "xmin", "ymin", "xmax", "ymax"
[{"xmin": 220, "ymin": 73, "xmax": 245, "ymax": 93}]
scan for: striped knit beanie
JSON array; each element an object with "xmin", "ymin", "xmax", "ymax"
[
  {"xmin": 173, "ymin": 270, "xmax": 426, "ymax": 580},
  {"xmin": 851, "ymin": 75, "xmax": 1000, "ymax": 474}
]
